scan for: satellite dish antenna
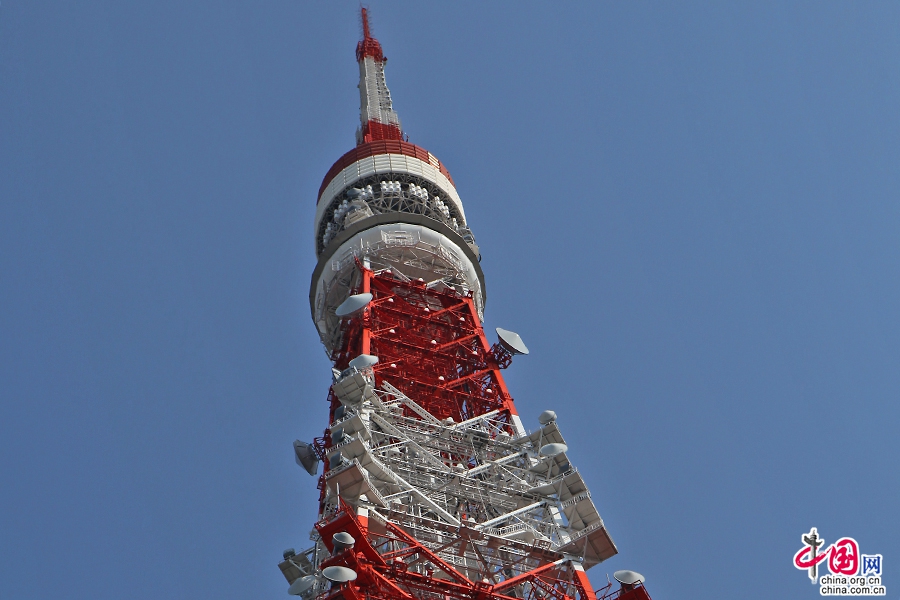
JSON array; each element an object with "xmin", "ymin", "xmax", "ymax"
[
  {"xmin": 322, "ymin": 566, "xmax": 358, "ymax": 583},
  {"xmin": 613, "ymin": 570, "xmax": 645, "ymax": 586},
  {"xmin": 288, "ymin": 575, "xmax": 318, "ymax": 596},
  {"xmin": 348, "ymin": 354, "xmax": 379, "ymax": 370},
  {"xmin": 539, "ymin": 443, "xmax": 567, "ymax": 457},
  {"xmin": 293, "ymin": 440, "xmax": 320, "ymax": 476},
  {"xmin": 496, "ymin": 328, "xmax": 529, "ymax": 355},
  {"xmin": 336, "ymin": 293, "xmax": 373, "ymax": 318},
  {"xmin": 538, "ymin": 410, "xmax": 557, "ymax": 425},
  {"xmin": 332, "ymin": 532, "xmax": 356, "ymax": 552}
]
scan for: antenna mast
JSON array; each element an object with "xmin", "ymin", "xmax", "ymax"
[{"xmin": 279, "ymin": 11, "xmax": 654, "ymax": 600}]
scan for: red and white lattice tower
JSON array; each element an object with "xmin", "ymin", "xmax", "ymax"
[{"xmin": 280, "ymin": 10, "xmax": 652, "ymax": 600}]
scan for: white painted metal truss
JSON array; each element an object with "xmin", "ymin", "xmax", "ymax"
[
  {"xmin": 294, "ymin": 368, "xmax": 616, "ymax": 587},
  {"xmin": 357, "ymin": 56, "xmax": 401, "ymax": 138},
  {"xmin": 316, "ymin": 174, "xmax": 478, "ymax": 254},
  {"xmin": 314, "ymin": 153, "xmax": 468, "ymax": 247},
  {"xmin": 316, "ymin": 175, "xmax": 475, "ymax": 257}
]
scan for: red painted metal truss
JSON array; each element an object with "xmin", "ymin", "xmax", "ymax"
[
  {"xmin": 311, "ymin": 265, "xmax": 518, "ymax": 506},
  {"xmin": 357, "ymin": 8, "xmax": 384, "ymax": 62},
  {"xmin": 292, "ymin": 264, "xmax": 652, "ymax": 600},
  {"xmin": 308, "ymin": 500, "xmax": 608, "ymax": 600},
  {"xmin": 358, "ymin": 120, "xmax": 404, "ymax": 145},
  {"xmin": 330, "ymin": 265, "xmax": 516, "ymax": 428}
]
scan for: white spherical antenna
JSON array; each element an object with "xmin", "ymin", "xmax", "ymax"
[
  {"xmin": 496, "ymin": 328, "xmax": 529, "ymax": 355},
  {"xmin": 322, "ymin": 566, "xmax": 358, "ymax": 583},
  {"xmin": 538, "ymin": 410, "xmax": 557, "ymax": 425},
  {"xmin": 614, "ymin": 570, "xmax": 645, "ymax": 586},
  {"xmin": 336, "ymin": 293, "xmax": 373, "ymax": 318},
  {"xmin": 348, "ymin": 354, "xmax": 379, "ymax": 370},
  {"xmin": 288, "ymin": 575, "xmax": 318, "ymax": 596},
  {"xmin": 539, "ymin": 443, "xmax": 567, "ymax": 457}
]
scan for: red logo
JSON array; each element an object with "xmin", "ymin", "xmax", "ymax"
[
  {"xmin": 828, "ymin": 538, "xmax": 859, "ymax": 575},
  {"xmin": 794, "ymin": 528, "xmax": 860, "ymax": 582}
]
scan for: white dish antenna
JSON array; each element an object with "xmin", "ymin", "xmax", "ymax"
[
  {"xmin": 322, "ymin": 566, "xmax": 358, "ymax": 583},
  {"xmin": 614, "ymin": 570, "xmax": 645, "ymax": 586},
  {"xmin": 332, "ymin": 532, "xmax": 356, "ymax": 552},
  {"xmin": 348, "ymin": 354, "xmax": 379, "ymax": 370},
  {"xmin": 538, "ymin": 410, "xmax": 557, "ymax": 425},
  {"xmin": 293, "ymin": 440, "xmax": 319, "ymax": 476},
  {"xmin": 335, "ymin": 293, "xmax": 373, "ymax": 318},
  {"xmin": 288, "ymin": 575, "xmax": 318, "ymax": 596},
  {"xmin": 539, "ymin": 443, "xmax": 567, "ymax": 457},
  {"xmin": 496, "ymin": 327, "xmax": 529, "ymax": 355}
]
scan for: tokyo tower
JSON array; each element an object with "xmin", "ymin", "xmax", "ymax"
[{"xmin": 279, "ymin": 10, "xmax": 652, "ymax": 600}]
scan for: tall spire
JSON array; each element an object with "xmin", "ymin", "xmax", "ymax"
[
  {"xmin": 355, "ymin": 8, "xmax": 403, "ymax": 145},
  {"xmin": 281, "ymin": 11, "xmax": 656, "ymax": 600}
]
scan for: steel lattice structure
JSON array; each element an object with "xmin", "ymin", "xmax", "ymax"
[{"xmin": 280, "ymin": 10, "xmax": 651, "ymax": 600}]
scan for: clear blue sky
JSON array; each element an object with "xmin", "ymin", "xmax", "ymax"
[{"xmin": 1, "ymin": 2, "xmax": 898, "ymax": 599}]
